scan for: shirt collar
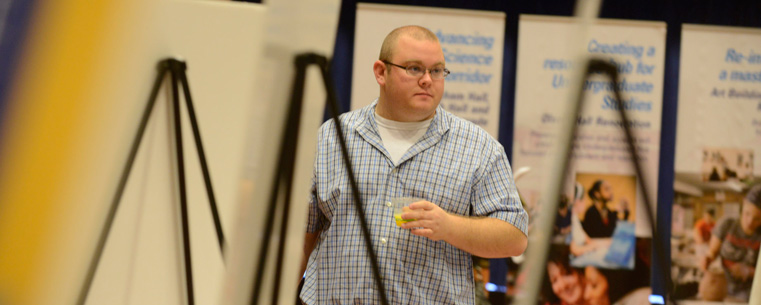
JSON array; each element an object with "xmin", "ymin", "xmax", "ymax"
[
  {"xmin": 359, "ymin": 99, "xmax": 450, "ymax": 138},
  {"xmin": 355, "ymin": 100, "xmax": 450, "ymax": 165}
]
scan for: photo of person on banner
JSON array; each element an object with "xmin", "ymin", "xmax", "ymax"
[
  {"xmin": 582, "ymin": 179, "xmax": 631, "ymax": 238},
  {"xmin": 699, "ymin": 182, "xmax": 761, "ymax": 302},
  {"xmin": 541, "ymin": 244, "xmax": 651, "ymax": 305},
  {"xmin": 569, "ymin": 183, "xmax": 612, "ymax": 260},
  {"xmin": 570, "ymin": 173, "xmax": 637, "ymax": 269}
]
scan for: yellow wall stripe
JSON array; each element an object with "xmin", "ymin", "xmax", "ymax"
[{"xmin": 0, "ymin": 0, "xmax": 115, "ymax": 304}]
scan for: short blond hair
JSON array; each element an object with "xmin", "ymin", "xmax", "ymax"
[{"xmin": 378, "ymin": 25, "xmax": 439, "ymax": 62}]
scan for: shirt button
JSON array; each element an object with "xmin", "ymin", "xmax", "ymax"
[
  {"xmin": 386, "ymin": 201, "xmax": 392, "ymax": 207},
  {"xmin": 381, "ymin": 238, "xmax": 387, "ymax": 244}
]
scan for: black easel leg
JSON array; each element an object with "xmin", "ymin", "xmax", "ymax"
[
  {"xmin": 77, "ymin": 58, "xmax": 225, "ymax": 305},
  {"xmin": 176, "ymin": 64, "xmax": 226, "ymax": 254},
  {"xmin": 170, "ymin": 59, "xmax": 195, "ymax": 305},
  {"xmin": 248, "ymin": 53, "xmax": 389, "ymax": 305},
  {"xmin": 319, "ymin": 55, "xmax": 390, "ymax": 305},
  {"xmin": 76, "ymin": 62, "xmax": 169, "ymax": 305},
  {"xmin": 573, "ymin": 59, "xmax": 673, "ymax": 304}
]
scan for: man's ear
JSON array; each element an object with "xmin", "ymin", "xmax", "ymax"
[{"xmin": 373, "ymin": 60, "xmax": 387, "ymax": 86}]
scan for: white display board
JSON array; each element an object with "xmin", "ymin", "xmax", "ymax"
[
  {"xmin": 220, "ymin": 0, "xmax": 341, "ymax": 303},
  {"xmin": 352, "ymin": 3, "xmax": 505, "ymax": 137},
  {"xmin": 83, "ymin": 1, "xmax": 267, "ymax": 305},
  {"xmin": 675, "ymin": 24, "xmax": 761, "ymax": 184},
  {"xmin": 76, "ymin": 0, "xmax": 341, "ymax": 303},
  {"xmin": 513, "ymin": 15, "xmax": 666, "ymax": 238}
]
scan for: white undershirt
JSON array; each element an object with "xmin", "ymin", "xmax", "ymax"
[{"xmin": 374, "ymin": 112, "xmax": 432, "ymax": 165}]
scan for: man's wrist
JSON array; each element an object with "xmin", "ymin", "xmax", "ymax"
[{"xmin": 441, "ymin": 212, "xmax": 458, "ymax": 240}]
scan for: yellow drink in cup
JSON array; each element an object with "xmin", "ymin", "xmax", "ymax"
[
  {"xmin": 392, "ymin": 197, "xmax": 421, "ymax": 227},
  {"xmin": 394, "ymin": 213, "xmax": 414, "ymax": 226}
]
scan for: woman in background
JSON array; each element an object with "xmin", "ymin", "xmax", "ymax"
[{"xmin": 544, "ymin": 244, "xmax": 585, "ymax": 305}]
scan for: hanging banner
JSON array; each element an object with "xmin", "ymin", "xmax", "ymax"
[
  {"xmin": 514, "ymin": 14, "xmax": 665, "ymax": 240},
  {"xmin": 671, "ymin": 24, "xmax": 761, "ymax": 304},
  {"xmin": 513, "ymin": 15, "xmax": 665, "ymax": 305},
  {"xmin": 352, "ymin": 3, "xmax": 505, "ymax": 138}
]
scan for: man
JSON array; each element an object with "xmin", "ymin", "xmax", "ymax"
[
  {"xmin": 701, "ymin": 183, "xmax": 761, "ymax": 302},
  {"xmin": 554, "ymin": 196, "xmax": 572, "ymax": 240},
  {"xmin": 299, "ymin": 25, "xmax": 528, "ymax": 304},
  {"xmin": 693, "ymin": 208, "xmax": 716, "ymax": 245},
  {"xmin": 582, "ymin": 180, "xmax": 629, "ymax": 238}
]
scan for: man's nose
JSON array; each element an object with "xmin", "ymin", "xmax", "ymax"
[{"xmin": 419, "ymin": 70, "xmax": 432, "ymax": 86}]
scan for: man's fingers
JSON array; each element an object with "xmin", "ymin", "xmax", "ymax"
[
  {"xmin": 402, "ymin": 219, "xmax": 429, "ymax": 229},
  {"xmin": 403, "ymin": 210, "xmax": 430, "ymax": 221},
  {"xmin": 410, "ymin": 228, "xmax": 433, "ymax": 237},
  {"xmin": 409, "ymin": 200, "xmax": 434, "ymax": 210}
]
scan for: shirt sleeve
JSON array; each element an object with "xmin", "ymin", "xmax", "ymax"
[
  {"xmin": 306, "ymin": 124, "xmax": 329, "ymax": 233},
  {"xmin": 306, "ymin": 172, "xmax": 325, "ymax": 233},
  {"xmin": 470, "ymin": 143, "xmax": 529, "ymax": 236}
]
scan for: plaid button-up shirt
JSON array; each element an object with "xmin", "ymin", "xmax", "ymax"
[{"xmin": 301, "ymin": 101, "xmax": 528, "ymax": 305}]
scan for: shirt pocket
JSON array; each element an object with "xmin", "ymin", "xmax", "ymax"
[{"xmin": 403, "ymin": 162, "xmax": 473, "ymax": 216}]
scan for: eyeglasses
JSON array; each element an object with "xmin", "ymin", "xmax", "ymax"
[{"xmin": 382, "ymin": 61, "xmax": 450, "ymax": 79}]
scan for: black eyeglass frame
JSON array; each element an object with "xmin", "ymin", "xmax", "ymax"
[{"xmin": 382, "ymin": 60, "xmax": 451, "ymax": 79}]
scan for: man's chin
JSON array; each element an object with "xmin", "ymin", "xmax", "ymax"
[{"xmin": 411, "ymin": 96, "xmax": 440, "ymax": 107}]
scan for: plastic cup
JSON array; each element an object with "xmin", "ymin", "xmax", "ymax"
[{"xmin": 392, "ymin": 197, "xmax": 421, "ymax": 227}]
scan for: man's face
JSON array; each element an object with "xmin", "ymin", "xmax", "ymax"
[
  {"xmin": 599, "ymin": 181, "xmax": 614, "ymax": 202},
  {"xmin": 740, "ymin": 200, "xmax": 761, "ymax": 234},
  {"xmin": 704, "ymin": 211, "xmax": 714, "ymax": 222},
  {"xmin": 377, "ymin": 35, "xmax": 445, "ymax": 122}
]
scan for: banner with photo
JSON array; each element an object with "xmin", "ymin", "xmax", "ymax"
[
  {"xmin": 671, "ymin": 24, "xmax": 761, "ymax": 304},
  {"xmin": 514, "ymin": 15, "xmax": 665, "ymax": 305},
  {"xmin": 352, "ymin": 3, "xmax": 505, "ymax": 138}
]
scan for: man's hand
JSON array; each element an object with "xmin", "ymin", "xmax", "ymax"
[
  {"xmin": 700, "ymin": 254, "xmax": 714, "ymax": 271},
  {"xmin": 618, "ymin": 199, "xmax": 630, "ymax": 213},
  {"xmin": 401, "ymin": 200, "xmax": 453, "ymax": 241},
  {"xmin": 399, "ymin": 199, "xmax": 527, "ymax": 258},
  {"xmin": 701, "ymin": 236, "xmax": 722, "ymax": 271}
]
